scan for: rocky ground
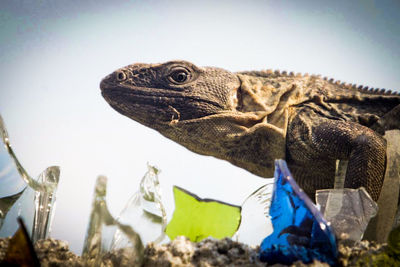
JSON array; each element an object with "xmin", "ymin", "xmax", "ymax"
[{"xmin": 0, "ymin": 236, "xmax": 395, "ymax": 267}]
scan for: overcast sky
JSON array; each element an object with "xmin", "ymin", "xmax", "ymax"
[{"xmin": 0, "ymin": 0, "xmax": 399, "ymax": 254}]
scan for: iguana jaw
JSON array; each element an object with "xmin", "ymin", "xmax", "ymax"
[
  {"xmin": 100, "ymin": 80, "xmax": 227, "ymax": 130},
  {"xmin": 101, "ymin": 80, "xmax": 171, "ymax": 129}
]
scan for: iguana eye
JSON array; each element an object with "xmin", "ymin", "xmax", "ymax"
[
  {"xmin": 116, "ymin": 71, "xmax": 127, "ymax": 81},
  {"xmin": 169, "ymin": 69, "xmax": 190, "ymax": 84}
]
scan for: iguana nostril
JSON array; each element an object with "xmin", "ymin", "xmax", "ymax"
[{"xmin": 116, "ymin": 71, "xmax": 127, "ymax": 81}]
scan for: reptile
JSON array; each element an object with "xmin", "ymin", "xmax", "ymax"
[{"xmin": 100, "ymin": 60, "xmax": 400, "ymax": 201}]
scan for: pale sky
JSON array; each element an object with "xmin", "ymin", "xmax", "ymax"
[{"xmin": 0, "ymin": 0, "xmax": 399, "ymax": 254}]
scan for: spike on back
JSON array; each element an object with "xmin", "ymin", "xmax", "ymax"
[{"xmin": 237, "ymin": 67, "xmax": 398, "ymax": 96}]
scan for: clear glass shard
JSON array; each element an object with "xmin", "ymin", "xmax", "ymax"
[
  {"xmin": 82, "ymin": 175, "xmax": 144, "ymax": 267},
  {"xmin": 0, "ymin": 116, "xmax": 26, "ymax": 199},
  {"xmin": 316, "ymin": 187, "xmax": 378, "ymax": 242},
  {"xmin": 110, "ymin": 164, "xmax": 167, "ymax": 250},
  {"xmin": 334, "ymin": 160, "xmax": 348, "ymax": 189},
  {"xmin": 233, "ymin": 181, "xmax": 274, "ymax": 246},
  {"xmin": 32, "ymin": 166, "xmax": 60, "ymax": 242},
  {"xmin": 0, "ymin": 114, "xmax": 60, "ymax": 242},
  {"xmin": 365, "ymin": 129, "xmax": 400, "ymax": 242},
  {"xmin": 387, "ymin": 130, "xmax": 400, "ymax": 229},
  {"xmin": 259, "ymin": 159, "xmax": 337, "ymax": 266}
]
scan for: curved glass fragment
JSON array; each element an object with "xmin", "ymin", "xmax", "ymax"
[
  {"xmin": 82, "ymin": 176, "xmax": 144, "ymax": 267},
  {"xmin": 0, "ymin": 114, "xmax": 60, "ymax": 242},
  {"xmin": 259, "ymin": 159, "xmax": 337, "ymax": 266},
  {"xmin": 233, "ymin": 181, "xmax": 274, "ymax": 246},
  {"xmin": 111, "ymin": 164, "xmax": 167, "ymax": 249},
  {"xmin": 316, "ymin": 187, "xmax": 378, "ymax": 242}
]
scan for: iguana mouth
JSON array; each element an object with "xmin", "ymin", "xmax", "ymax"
[{"xmin": 100, "ymin": 82, "xmax": 224, "ymax": 109}]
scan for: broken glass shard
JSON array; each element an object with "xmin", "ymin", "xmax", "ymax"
[
  {"xmin": 3, "ymin": 217, "xmax": 40, "ymax": 267},
  {"xmin": 110, "ymin": 164, "xmax": 167, "ymax": 249},
  {"xmin": 333, "ymin": 160, "xmax": 348, "ymax": 189},
  {"xmin": 385, "ymin": 130, "xmax": 400, "ymax": 230},
  {"xmin": 0, "ymin": 114, "xmax": 59, "ymax": 242},
  {"xmin": 365, "ymin": 130, "xmax": 400, "ymax": 242},
  {"xmin": 32, "ymin": 166, "xmax": 60, "ymax": 242},
  {"xmin": 316, "ymin": 187, "xmax": 378, "ymax": 242},
  {"xmin": 166, "ymin": 186, "xmax": 241, "ymax": 242},
  {"xmin": 259, "ymin": 159, "xmax": 337, "ymax": 266},
  {"xmin": 233, "ymin": 181, "xmax": 274, "ymax": 246},
  {"xmin": 82, "ymin": 175, "xmax": 144, "ymax": 267}
]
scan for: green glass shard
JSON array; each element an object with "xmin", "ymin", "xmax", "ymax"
[{"xmin": 165, "ymin": 186, "xmax": 241, "ymax": 242}]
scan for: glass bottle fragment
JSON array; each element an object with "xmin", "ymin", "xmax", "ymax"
[
  {"xmin": 0, "ymin": 114, "xmax": 59, "ymax": 242},
  {"xmin": 111, "ymin": 164, "xmax": 167, "ymax": 249},
  {"xmin": 166, "ymin": 186, "xmax": 241, "ymax": 242},
  {"xmin": 259, "ymin": 159, "xmax": 337, "ymax": 266},
  {"xmin": 316, "ymin": 187, "xmax": 378, "ymax": 242},
  {"xmin": 82, "ymin": 175, "xmax": 144, "ymax": 267},
  {"xmin": 365, "ymin": 130, "xmax": 400, "ymax": 242},
  {"xmin": 233, "ymin": 181, "xmax": 274, "ymax": 246}
]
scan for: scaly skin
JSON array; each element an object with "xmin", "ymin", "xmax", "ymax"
[{"xmin": 100, "ymin": 60, "xmax": 400, "ymax": 201}]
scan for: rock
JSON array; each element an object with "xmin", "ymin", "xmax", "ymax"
[
  {"xmin": 0, "ymin": 237, "xmax": 10, "ymax": 262},
  {"xmin": 0, "ymin": 236, "xmax": 397, "ymax": 266},
  {"xmin": 34, "ymin": 238, "xmax": 83, "ymax": 267}
]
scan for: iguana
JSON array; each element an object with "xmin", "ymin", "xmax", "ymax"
[{"xmin": 100, "ymin": 60, "xmax": 400, "ymax": 201}]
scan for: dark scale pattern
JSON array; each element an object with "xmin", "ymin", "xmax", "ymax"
[{"xmin": 287, "ymin": 108, "xmax": 386, "ymax": 201}]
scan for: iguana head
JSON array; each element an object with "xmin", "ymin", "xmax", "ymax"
[
  {"xmin": 100, "ymin": 60, "xmax": 285, "ymax": 177},
  {"xmin": 100, "ymin": 60, "xmax": 240, "ymax": 128}
]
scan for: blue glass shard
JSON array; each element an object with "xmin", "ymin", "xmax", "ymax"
[{"xmin": 259, "ymin": 160, "xmax": 337, "ymax": 266}]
